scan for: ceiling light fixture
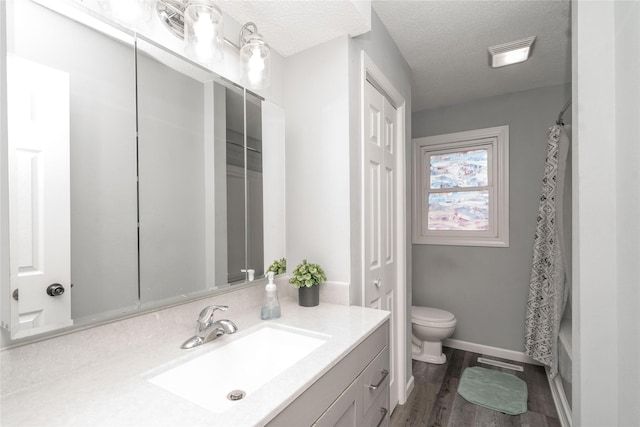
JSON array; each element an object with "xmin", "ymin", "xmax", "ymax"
[
  {"xmin": 488, "ymin": 36, "xmax": 536, "ymax": 68},
  {"xmin": 239, "ymin": 22, "xmax": 271, "ymax": 90}
]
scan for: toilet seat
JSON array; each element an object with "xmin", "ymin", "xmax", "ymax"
[{"xmin": 412, "ymin": 306, "xmax": 456, "ymax": 328}]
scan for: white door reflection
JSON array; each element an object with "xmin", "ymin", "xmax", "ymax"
[{"xmin": 7, "ymin": 56, "xmax": 73, "ymax": 338}]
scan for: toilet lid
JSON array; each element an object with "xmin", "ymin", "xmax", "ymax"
[{"xmin": 412, "ymin": 306, "xmax": 455, "ymax": 323}]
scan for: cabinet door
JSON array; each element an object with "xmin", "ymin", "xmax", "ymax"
[{"xmin": 313, "ymin": 378, "xmax": 361, "ymax": 427}]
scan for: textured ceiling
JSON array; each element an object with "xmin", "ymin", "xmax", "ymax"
[
  {"xmin": 220, "ymin": 0, "xmax": 571, "ymax": 112},
  {"xmin": 372, "ymin": 0, "xmax": 572, "ymax": 111}
]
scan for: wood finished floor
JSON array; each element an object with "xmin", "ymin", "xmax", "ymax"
[{"xmin": 390, "ymin": 347, "xmax": 560, "ymax": 427}]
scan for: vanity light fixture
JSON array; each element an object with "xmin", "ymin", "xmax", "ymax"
[
  {"xmin": 156, "ymin": 0, "xmax": 271, "ymax": 89},
  {"xmin": 239, "ymin": 22, "xmax": 271, "ymax": 90},
  {"xmin": 488, "ymin": 36, "xmax": 536, "ymax": 68},
  {"xmin": 156, "ymin": 0, "xmax": 223, "ymax": 65}
]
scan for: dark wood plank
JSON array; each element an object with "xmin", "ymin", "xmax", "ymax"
[
  {"xmin": 390, "ymin": 348, "xmax": 562, "ymax": 427},
  {"xmin": 519, "ymin": 411, "xmax": 551, "ymax": 427},
  {"xmin": 390, "ymin": 380, "xmax": 440, "ymax": 427},
  {"xmin": 546, "ymin": 414, "xmax": 562, "ymax": 427},
  {"xmin": 445, "ymin": 389, "xmax": 478, "ymax": 427},
  {"xmin": 427, "ymin": 377, "xmax": 459, "ymax": 427},
  {"xmin": 522, "ymin": 364, "xmax": 558, "ymax": 417},
  {"xmin": 474, "ymin": 405, "xmax": 521, "ymax": 427}
]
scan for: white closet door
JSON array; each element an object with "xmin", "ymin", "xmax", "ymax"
[
  {"xmin": 7, "ymin": 56, "xmax": 72, "ymax": 338},
  {"xmin": 363, "ymin": 80, "xmax": 398, "ymax": 408}
]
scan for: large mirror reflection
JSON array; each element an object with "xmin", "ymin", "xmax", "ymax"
[{"xmin": 3, "ymin": 0, "xmax": 284, "ymax": 340}]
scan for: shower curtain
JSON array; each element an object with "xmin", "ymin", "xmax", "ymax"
[{"xmin": 524, "ymin": 124, "xmax": 571, "ymax": 378}]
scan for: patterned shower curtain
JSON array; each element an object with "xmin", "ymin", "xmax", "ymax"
[{"xmin": 524, "ymin": 124, "xmax": 570, "ymax": 379}]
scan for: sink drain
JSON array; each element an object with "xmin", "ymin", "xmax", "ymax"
[{"xmin": 227, "ymin": 390, "xmax": 246, "ymax": 401}]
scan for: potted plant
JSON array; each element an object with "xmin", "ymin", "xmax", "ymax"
[
  {"xmin": 266, "ymin": 258, "xmax": 286, "ymax": 275},
  {"xmin": 289, "ymin": 259, "xmax": 326, "ymax": 307}
]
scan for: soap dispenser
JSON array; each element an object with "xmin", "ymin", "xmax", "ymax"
[{"xmin": 261, "ymin": 271, "xmax": 281, "ymax": 320}]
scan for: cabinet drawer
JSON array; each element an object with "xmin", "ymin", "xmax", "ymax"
[
  {"xmin": 363, "ymin": 384, "xmax": 389, "ymax": 427},
  {"xmin": 362, "ymin": 346, "xmax": 389, "ymax": 415}
]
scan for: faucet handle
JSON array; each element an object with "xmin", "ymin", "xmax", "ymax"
[{"xmin": 197, "ymin": 305, "xmax": 229, "ymax": 323}]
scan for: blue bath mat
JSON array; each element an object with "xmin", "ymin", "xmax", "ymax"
[{"xmin": 457, "ymin": 366, "xmax": 528, "ymax": 415}]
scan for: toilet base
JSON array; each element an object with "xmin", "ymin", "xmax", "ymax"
[{"xmin": 411, "ymin": 341, "xmax": 447, "ymax": 364}]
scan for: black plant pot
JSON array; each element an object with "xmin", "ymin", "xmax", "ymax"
[{"xmin": 298, "ymin": 285, "xmax": 319, "ymax": 307}]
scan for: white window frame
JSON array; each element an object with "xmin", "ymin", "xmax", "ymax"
[{"xmin": 412, "ymin": 125, "xmax": 509, "ymax": 247}]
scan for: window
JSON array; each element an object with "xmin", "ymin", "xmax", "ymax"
[{"xmin": 412, "ymin": 126, "xmax": 509, "ymax": 247}]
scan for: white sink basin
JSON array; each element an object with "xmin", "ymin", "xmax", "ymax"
[{"xmin": 147, "ymin": 324, "xmax": 328, "ymax": 413}]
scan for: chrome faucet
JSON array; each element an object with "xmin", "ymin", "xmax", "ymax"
[{"xmin": 181, "ymin": 305, "xmax": 238, "ymax": 349}]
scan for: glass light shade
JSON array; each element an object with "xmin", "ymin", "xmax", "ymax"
[
  {"xmin": 184, "ymin": 0, "xmax": 223, "ymax": 65},
  {"xmin": 240, "ymin": 35, "xmax": 271, "ymax": 90}
]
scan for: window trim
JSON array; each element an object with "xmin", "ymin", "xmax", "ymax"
[{"xmin": 412, "ymin": 125, "xmax": 509, "ymax": 247}]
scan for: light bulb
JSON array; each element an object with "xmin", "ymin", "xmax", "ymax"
[
  {"xmin": 247, "ymin": 47, "xmax": 265, "ymax": 86},
  {"xmin": 184, "ymin": 1, "xmax": 223, "ymax": 65},
  {"xmin": 239, "ymin": 24, "xmax": 270, "ymax": 89},
  {"xmin": 193, "ymin": 11, "xmax": 214, "ymax": 60}
]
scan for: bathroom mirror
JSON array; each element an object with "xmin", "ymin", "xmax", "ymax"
[{"xmin": 2, "ymin": 0, "xmax": 284, "ymax": 340}]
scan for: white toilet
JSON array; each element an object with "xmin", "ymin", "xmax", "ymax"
[{"xmin": 411, "ymin": 306, "xmax": 457, "ymax": 364}]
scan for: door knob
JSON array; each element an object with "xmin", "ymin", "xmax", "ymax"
[
  {"xmin": 46, "ymin": 283, "xmax": 65, "ymax": 297},
  {"xmin": 373, "ymin": 279, "xmax": 382, "ymax": 288}
]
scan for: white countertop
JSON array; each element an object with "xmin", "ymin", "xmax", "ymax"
[{"xmin": 1, "ymin": 293, "xmax": 389, "ymax": 427}]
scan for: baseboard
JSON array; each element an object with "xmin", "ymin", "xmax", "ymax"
[
  {"xmin": 443, "ymin": 338, "xmax": 541, "ymax": 365},
  {"xmin": 402, "ymin": 375, "xmax": 415, "ymax": 405},
  {"xmin": 546, "ymin": 367, "xmax": 572, "ymax": 427}
]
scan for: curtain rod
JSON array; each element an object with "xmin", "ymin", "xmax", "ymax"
[{"xmin": 556, "ymin": 98, "xmax": 572, "ymax": 125}]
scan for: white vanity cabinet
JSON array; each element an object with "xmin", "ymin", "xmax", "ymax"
[{"xmin": 268, "ymin": 321, "xmax": 390, "ymax": 427}]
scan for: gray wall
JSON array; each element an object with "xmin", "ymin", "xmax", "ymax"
[
  {"xmin": 283, "ymin": 36, "xmax": 351, "ymax": 283},
  {"xmin": 412, "ymin": 83, "xmax": 571, "ymax": 352}
]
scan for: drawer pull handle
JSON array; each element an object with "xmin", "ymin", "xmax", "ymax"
[
  {"xmin": 376, "ymin": 407, "xmax": 388, "ymax": 427},
  {"xmin": 368, "ymin": 369, "xmax": 389, "ymax": 390}
]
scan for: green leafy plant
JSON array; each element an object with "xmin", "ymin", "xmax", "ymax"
[
  {"xmin": 266, "ymin": 258, "xmax": 287, "ymax": 275},
  {"xmin": 289, "ymin": 260, "xmax": 327, "ymax": 288}
]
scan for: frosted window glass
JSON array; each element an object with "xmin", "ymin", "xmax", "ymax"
[
  {"xmin": 429, "ymin": 149, "xmax": 488, "ymax": 189},
  {"xmin": 427, "ymin": 191, "xmax": 489, "ymax": 230}
]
